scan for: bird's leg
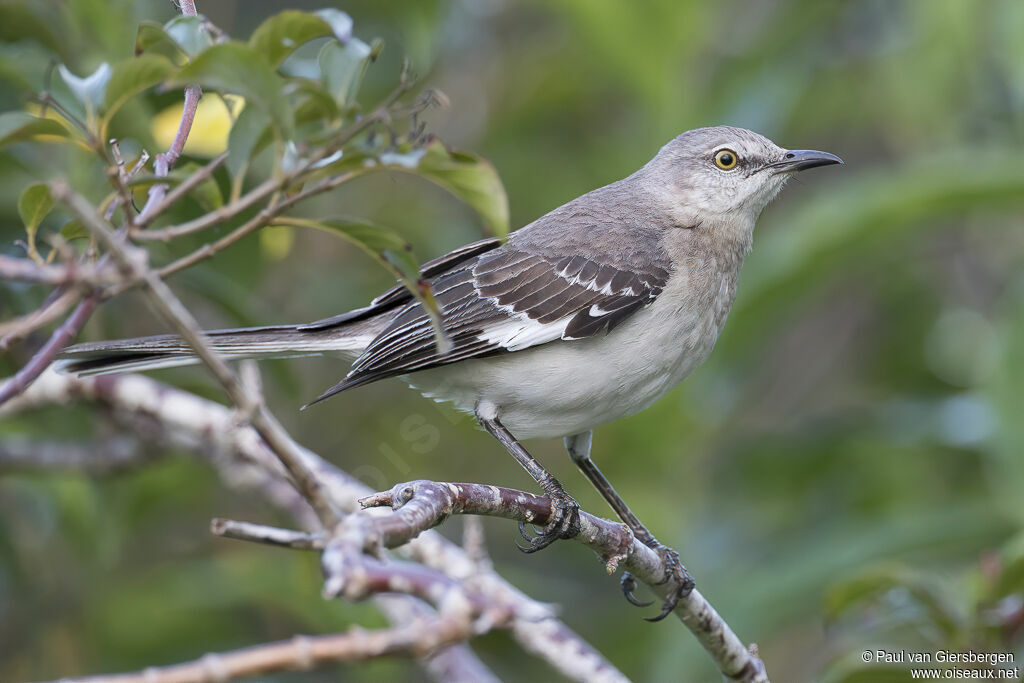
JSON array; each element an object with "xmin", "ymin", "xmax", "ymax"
[
  {"xmin": 565, "ymin": 431, "xmax": 695, "ymax": 621},
  {"xmin": 477, "ymin": 413, "xmax": 581, "ymax": 552}
]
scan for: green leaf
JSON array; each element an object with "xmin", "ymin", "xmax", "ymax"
[
  {"xmin": 380, "ymin": 140, "xmax": 510, "ymax": 238},
  {"xmin": 318, "ymin": 38, "xmax": 372, "ymax": 107},
  {"xmin": 281, "ymin": 216, "xmax": 452, "ymax": 353},
  {"xmin": 59, "ymin": 219, "xmax": 89, "ymax": 242},
  {"xmin": 58, "ymin": 62, "xmax": 111, "ymax": 111},
  {"xmin": 0, "ymin": 2, "xmax": 66, "ymax": 59},
  {"xmin": 18, "ymin": 183, "xmax": 53, "ymax": 233},
  {"xmin": 102, "ymin": 54, "xmax": 175, "ymax": 120},
  {"xmin": 248, "ymin": 10, "xmax": 334, "ymax": 67},
  {"xmin": 0, "ymin": 112, "xmax": 69, "ymax": 147},
  {"xmin": 226, "ymin": 106, "xmax": 272, "ymax": 179},
  {"xmin": 825, "ymin": 562, "xmax": 965, "ymax": 639},
  {"xmin": 168, "ymin": 43, "xmax": 293, "ymax": 138},
  {"xmin": 135, "ymin": 21, "xmax": 185, "ymax": 60},
  {"xmin": 18, "ymin": 183, "xmax": 53, "ymax": 260},
  {"xmin": 290, "ymin": 216, "xmax": 418, "ymax": 280},
  {"xmin": 175, "ymin": 162, "xmax": 223, "ymax": 212},
  {"xmin": 164, "ymin": 15, "xmax": 212, "ymax": 57}
]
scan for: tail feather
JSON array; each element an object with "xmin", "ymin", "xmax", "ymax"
[{"xmin": 55, "ymin": 323, "xmax": 379, "ymax": 377}]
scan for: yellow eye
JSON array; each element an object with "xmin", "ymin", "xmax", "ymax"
[{"xmin": 714, "ymin": 149, "xmax": 739, "ymax": 170}]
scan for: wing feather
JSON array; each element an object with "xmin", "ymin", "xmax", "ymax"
[{"xmin": 305, "ymin": 241, "xmax": 670, "ymax": 404}]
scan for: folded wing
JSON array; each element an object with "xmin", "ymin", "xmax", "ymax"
[{"xmin": 309, "ymin": 242, "xmax": 670, "ymax": 403}]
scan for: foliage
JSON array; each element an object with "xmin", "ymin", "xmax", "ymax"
[{"xmin": 1, "ymin": 1, "xmax": 1023, "ymax": 682}]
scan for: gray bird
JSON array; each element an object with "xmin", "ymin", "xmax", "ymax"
[{"xmin": 57, "ymin": 126, "xmax": 842, "ymax": 619}]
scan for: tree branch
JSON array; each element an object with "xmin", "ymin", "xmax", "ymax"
[
  {"xmin": 53, "ymin": 618, "xmax": 478, "ymax": 683},
  {"xmin": 1, "ymin": 369, "xmax": 629, "ymax": 683},
  {"xmin": 0, "ymin": 0, "xmax": 203, "ymax": 409},
  {"xmin": 50, "ymin": 181, "xmax": 344, "ymax": 529},
  {"xmin": 134, "ymin": 0, "xmax": 201, "ymax": 226},
  {"xmin": 0, "ymin": 435, "xmax": 150, "ymax": 473},
  {"xmin": 359, "ymin": 480, "xmax": 769, "ymax": 683},
  {"xmin": 0, "ymin": 292, "xmax": 100, "ymax": 407},
  {"xmin": 210, "ymin": 518, "xmax": 324, "ymax": 550},
  {"xmin": 0, "ymin": 288, "xmax": 80, "ymax": 349}
]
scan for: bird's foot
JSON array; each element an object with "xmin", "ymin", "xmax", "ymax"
[
  {"xmin": 517, "ymin": 488, "xmax": 581, "ymax": 553},
  {"xmin": 644, "ymin": 543, "xmax": 695, "ymax": 622}
]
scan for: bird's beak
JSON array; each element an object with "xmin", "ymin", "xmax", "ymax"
[{"xmin": 770, "ymin": 149, "xmax": 844, "ymax": 172}]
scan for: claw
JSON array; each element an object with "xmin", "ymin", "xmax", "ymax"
[
  {"xmin": 645, "ymin": 590, "xmax": 681, "ymax": 622},
  {"xmin": 643, "ymin": 544, "xmax": 695, "ymax": 622},
  {"xmin": 512, "ymin": 490, "xmax": 580, "ymax": 554},
  {"xmin": 517, "ymin": 532, "xmax": 559, "ymax": 554},
  {"xmin": 620, "ymin": 572, "xmax": 653, "ymax": 607}
]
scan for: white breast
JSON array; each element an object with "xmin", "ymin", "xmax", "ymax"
[{"xmin": 405, "ymin": 262, "xmax": 739, "ymax": 439}]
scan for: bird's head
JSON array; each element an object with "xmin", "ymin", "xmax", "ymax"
[{"xmin": 645, "ymin": 126, "xmax": 842, "ymax": 230}]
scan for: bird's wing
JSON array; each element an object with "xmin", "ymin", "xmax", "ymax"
[{"xmin": 309, "ymin": 242, "xmax": 670, "ymax": 401}]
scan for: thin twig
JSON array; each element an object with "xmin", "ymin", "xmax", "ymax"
[
  {"xmin": 54, "ymin": 619, "xmax": 476, "ymax": 683},
  {"xmin": 133, "ymin": 82, "xmax": 410, "ymax": 243},
  {"xmin": 1, "ymin": 369, "xmax": 628, "ymax": 683},
  {"xmin": 211, "ymin": 518, "xmax": 324, "ymax": 550},
  {"xmin": 52, "ymin": 182, "xmax": 344, "ymax": 528},
  {"xmin": 0, "ymin": 288, "xmax": 80, "ymax": 347},
  {"xmin": 132, "ymin": 152, "xmax": 228, "ymax": 229},
  {"xmin": 0, "ymin": 436, "xmax": 149, "ymax": 473},
  {"xmin": 153, "ymin": 171, "xmax": 358, "ymax": 279},
  {"xmin": 134, "ymin": 0, "xmax": 201, "ymax": 225},
  {"xmin": 0, "ymin": 292, "xmax": 100, "ymax": 407},
  {"xmin": 0, "ymin": 0, "xmax": 203, "ymax": 409},
  {"xmin": 0, "ymin": 254, "xmax": 117, "ymax": 287}
]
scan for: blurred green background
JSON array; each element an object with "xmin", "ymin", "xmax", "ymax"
[{"xmin": 3, "ymin": 1, "xmax": 1024, "ymax": 681}]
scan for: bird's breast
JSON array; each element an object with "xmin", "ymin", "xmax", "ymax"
[{"xmin": 405, "ymin": 264, "xmax": 741, "ymax": 439}]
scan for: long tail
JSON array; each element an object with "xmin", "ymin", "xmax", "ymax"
[{"xmin": 55, "ymin": 319, "xmax": 383, "ymax": 377}]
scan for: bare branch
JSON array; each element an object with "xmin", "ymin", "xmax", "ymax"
[
  {"xmin": 132, "ymin": 152, "xmax": 228, "ymax": 230},
  {"xmin": 210, "ymin": 518, "xmax": 324, "ymax": 550},
  {"xmin": 0, "ymin": 254, "xmax": 116, "ymax": 287},
  {"xmin": 0, "ymin": 288, "xmax": 80, "ymax": 348},
  {"xmin": 2, "ymin": 369, "xmax": 629, "ymax": 683},
  {"xmin": 132, "ymin": 80, "xmax": 410, "ymax": 244},
  {"xmin": 360, "ymin": 480, "xmax": 769, "ymax": 683},
  {"xmin": 134, "ymin": 0, "xmax": 201, "ymax": 225},
  {"xmin": 0, "ymin": 435, "xmax": 150, "ymax": 473},
  {"xmin": 374, "ymin": 595, "xmax": 502, "ymax": 683},
  {"xmin": 152, "ymin": 171, "xmax": 357, "ymax": 280},
  {"xmin": 54, "ymin": 619, "xmax": 477, "ymax": 683},
  {"xmin": 50, "ymin": 181, "xmax": 343, "ymax": 529},
  {"xmin": 0, "ymin": 292, "xmax": 100, "ymax": 407}
]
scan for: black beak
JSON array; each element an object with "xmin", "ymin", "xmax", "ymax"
[{"xmin": 770, "ymin": 149, "xmax": 844, "ymax": 172}]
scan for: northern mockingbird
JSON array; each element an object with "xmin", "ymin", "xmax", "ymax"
[{"xmin": 57, "ymin": 126, "xmax": 842, "ymax": 619}]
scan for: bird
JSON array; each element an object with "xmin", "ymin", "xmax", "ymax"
[{"xmin": 56, "ymin": 126, "xmax": 842, "ymax": 620}]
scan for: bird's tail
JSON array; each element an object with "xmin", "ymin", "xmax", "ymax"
[{"xmin": 54, "ymin": 320, "xmax": 381, "ymax": 377}]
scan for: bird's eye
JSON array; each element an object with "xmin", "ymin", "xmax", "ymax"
[{"xmin": 714, "ymin": 149, "xmax": 739, "ymax": 171}]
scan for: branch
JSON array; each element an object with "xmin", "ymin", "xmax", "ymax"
[
  {"xmin": 0, "ymin": 0, "xmax": 202, "ymax": 409},
  {"xmin": 360, "ymin": 480, "xmax": 769, "ymax": 683},
  {"xmin": 152, "ymin": 171, "xmax": 357, "ymax": 280},
  {"xmin": 132, "ymin": 77, "xmax": 410, "ymax": 243},
  {"xmin": 0, "ymin": 288, "xmax": 80, "ymax": 349},
  {"xmin": 0, "ymin": 435, "xmax": 150, "ymax": 473},
  {"xmin": 211, "ymin": 518, "xmax": 324, "ymax": 550},
  {"xmin": 0, "ymin": 254, "xmax": 116, "ymax": 287},
  {"xmin": 51, "ymin": 181, "xmax": 343, "ymax": 529},
  {"xmin": 134, "ymin": 0, "xmax": 201, "ymax": 226},
  {"xmin": 54, "ymin": 619, "xmax": 477, "ymax": 683},
  {"xmin": 132, "ymin": 152, "xmax": 227, "ymax": 229},
  {"xmin": 1, "ymin": 369, "xmax": 628, "ymax": 683},
  {"xmin": 0, "ymin": 292, "xmax": 100, "ymax": 407}
]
